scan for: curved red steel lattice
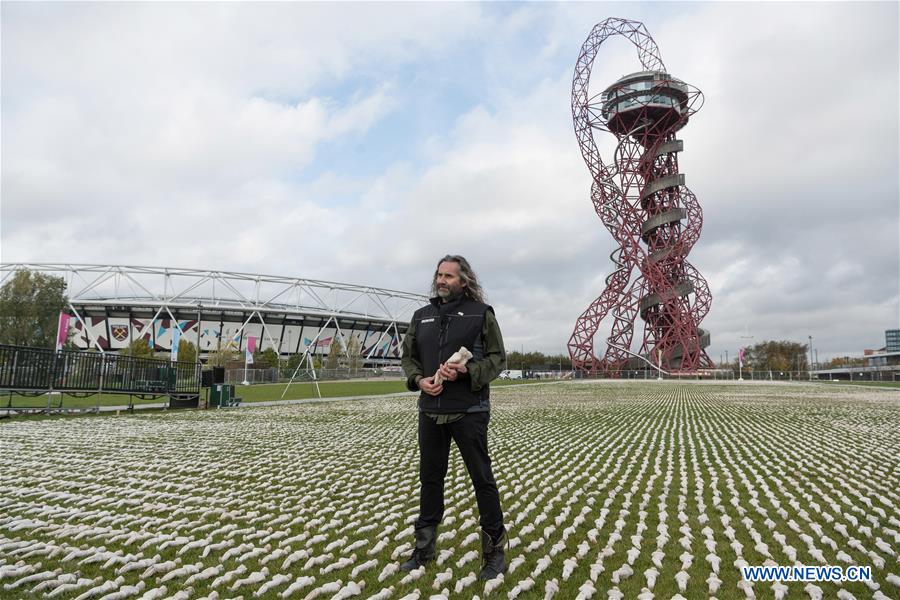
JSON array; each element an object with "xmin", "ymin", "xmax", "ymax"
[{"xmin": 568, "ymin": 18, "xmax": 713, "ymax": 375}]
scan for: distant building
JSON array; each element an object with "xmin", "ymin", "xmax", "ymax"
[
  {"xmin": 863, "ymin": 330, "xmax": 900, "ymax": 368},
  {"xmin": 813, "ymin": 328, "xmax": 900, "ymax": 380},
  {"xmin": 886, "ymin": 329, "xmax": 900, "ymax": 352},
  {"xmin": 867, "ymin": 352, "xmax": 900, "ymax": 368}
]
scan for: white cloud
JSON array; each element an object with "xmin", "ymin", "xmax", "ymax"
[{"xmin": 2, "ymin": 2, "xmax": 897, "ymax": 361}]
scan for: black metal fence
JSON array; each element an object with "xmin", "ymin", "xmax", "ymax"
[{"xmin": 0, "ymin": 344, "xmax": 200, "ymax": 395}]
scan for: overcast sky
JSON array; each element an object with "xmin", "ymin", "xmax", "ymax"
[{"xmin": 2, "ymin": 2, "xmax": 898, "ymax": 362}]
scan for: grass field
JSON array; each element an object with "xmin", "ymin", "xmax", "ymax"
[
  {"xmin": 1, "ymin": 381, "xmax": 898, "ymax": 599},
  {"xmin": 2, "ymin": 378, "xmax": 549, "ymax": 410}
]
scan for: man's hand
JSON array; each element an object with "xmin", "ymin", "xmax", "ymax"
[
  {"xmin": 417, "ymin": 375, "xmax": 443, "ymax": 396},
  {"xmin": 438, "ymin": 361, "xmax": 468, "ymax": 382}
]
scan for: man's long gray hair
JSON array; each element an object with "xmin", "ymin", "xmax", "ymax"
[{"xmin": 431, "ymin": 255, "xmax": 486, "ymax": 303}]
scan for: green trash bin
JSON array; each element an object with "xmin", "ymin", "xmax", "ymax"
[{"xmin": 210, "ymin": 383, "xmax": 233, "ymax": 407}]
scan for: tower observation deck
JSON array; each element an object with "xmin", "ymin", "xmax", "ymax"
[{"xmin": 601, "ymin": 71, "xmax": 690, "ymax": 139}]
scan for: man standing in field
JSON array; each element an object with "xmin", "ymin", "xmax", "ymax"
[{"xmin": 400, "ymin": 255, "xmax": 509, "ymax": 580}]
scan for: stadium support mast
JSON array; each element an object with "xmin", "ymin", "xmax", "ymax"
[{"xmin": 568, "ymin": 18, "xmax": 713, "ymax": 375}]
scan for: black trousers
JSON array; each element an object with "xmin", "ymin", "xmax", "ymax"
[{"xmin": 415, "ymin": 411, "xmax": 504, "ymax": 537}]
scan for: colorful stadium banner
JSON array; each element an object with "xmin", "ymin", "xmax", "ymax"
[
  {"xmin": 171, "ymin": 327, "xmax": 181, "ymax": 362},
  {"xmin": 246, "ymin": 336, "xmax": 256, "ymax": 365},
  {"xmin": 305, "ymin": 336, "xmax": 333, "ymax": 348},
  {"xmin": 55, "ymin": 312, "xmax": 71, "ymax": 351}
]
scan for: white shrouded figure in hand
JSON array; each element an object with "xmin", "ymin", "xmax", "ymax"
[{"xmin": 433, "ymin": 347, "xmax": 473, "ymax": 385}]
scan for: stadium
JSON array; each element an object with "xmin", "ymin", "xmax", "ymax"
[{"xmin": 0, "ymin": 263, "xmax": 426, "ymax": 366}]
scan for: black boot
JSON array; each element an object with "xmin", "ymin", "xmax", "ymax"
[
  {"xmin": 479, "ymin": 527, "xmax": 507, "ymax": 580},
  {"xmin": 400, "ymin": 525, "xmax": 437, "ymax": 571}
]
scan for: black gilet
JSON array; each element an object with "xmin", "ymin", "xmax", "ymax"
[{"xmin": 412, "ymin": 295, "xmax": 491, "ymax": 413}]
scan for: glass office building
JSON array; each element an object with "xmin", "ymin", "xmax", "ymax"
[{"xmin": 887, "ymin": 329, "xmax": 900, "ymax": 352}]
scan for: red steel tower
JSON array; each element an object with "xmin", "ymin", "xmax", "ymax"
[{"xmin": 568, "ymin": 18, "xmax": 713, "ymax": 375}]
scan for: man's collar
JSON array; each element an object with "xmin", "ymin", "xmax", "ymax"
[{"xmin": 430, "ymin": 293, "xmax": 465, "ymax": 308}]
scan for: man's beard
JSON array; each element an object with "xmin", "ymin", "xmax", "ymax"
[{"xmin": 438, "ymin": 286, "xmax": 463, "ymax": 301}]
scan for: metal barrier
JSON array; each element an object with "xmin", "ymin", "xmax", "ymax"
[
  {"xmin": 0, "ymin": 344, "xmax": 201, "ymax": 413},
  {"xmin": 224, "ymin": 367, "xmax": 400, "ymax": 385}
]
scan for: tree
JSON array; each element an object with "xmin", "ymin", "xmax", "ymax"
[
  {"xmin": 208, "ymin": 342, "xmax": 239, "ymax": 367},
  {"xmin": 284, "ymin": 352, "xmax": 306, "ymax": 371},
  {"xmin": 325, "ymin": 336, "xmax": 343, "ymax": 369},
  {"xmin": 824, "ymin": 356, "xmax": 866, "ymax": 368},
  {"xmin": 254, "ymin": 347, "xmax": 279, "ymax": 369},
  {"xmin": 176, "ymin": 339, "xmax": 197, "ymax": 364},
  {"xmin": 545, "ymin": 353, "xmax": 574, "ymax": 371},
  {"xmin": 0, "ymin": 269, "xmax": 69, "ymax": 348},
  {"xmin": 345, "ymin": 336, "xmax": 363, "ymax": 370},
  {"xmin": 744, "ymin": 340, "xmax": 808, "ymax": 371},
  {"xmin": 121, "ymin": 338, "xmax": 156, "ymax": 359},
  {"xmin": 506, "ymin": 350, "xmax": 556, "ymax": 371}
]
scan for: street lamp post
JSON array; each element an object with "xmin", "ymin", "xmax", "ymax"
[
  {"xmin": 657, "ymin": 349, "xmax": 663, "ymax": 380},
  {"xmin": 738, "ymin": 332, "xmax": 754, "ymax": 381},
  {"xmin": 808, "ymin": 335, "xmax": 813, "ymax": 380}
]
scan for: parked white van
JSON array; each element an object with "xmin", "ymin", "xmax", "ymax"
[{"xmin": 499, "ymin": 369, "xmax": 523, "ymax": 380}]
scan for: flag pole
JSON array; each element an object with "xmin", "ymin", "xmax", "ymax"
[
  {"xmin": 242, "ymin": 336, "xmax": 255, "ymax": 386},
  {"xmin": 51, "ymin": 312, "xmax": 71, "ymax": 411}
]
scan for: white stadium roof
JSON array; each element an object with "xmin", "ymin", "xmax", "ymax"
[{"xmin": 1, "ymin": 263, "xmax": 427, "ymax": 361}]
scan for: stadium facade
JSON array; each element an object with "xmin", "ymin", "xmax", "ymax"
[{"xmin": 0, "ymin": 264, "xmax": 427, "ymax": 365}]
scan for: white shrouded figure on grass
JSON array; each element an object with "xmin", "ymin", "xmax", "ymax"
[
  {"xmin": 137, "ymin": 586, "xmax": 167, "ymax": 600},
  {"xmin": 255, "ymin": 574, "xmax": 292, "ymax": 597},
  {"xmin": 706, "ymin": 572, "xmax": 722, "ymax": 594},
  {"xmin": 280, "ymin": 575, "xmax": 314, "ymax": 598},
  {"xmin": 185, "ymin": 566, "xmax": 222, "ymax": 586},
  {"xmin": 736, "ymin": 579, "xmax": 756, "ymax": 599},
  {"xmin": 378, "ymin": 563, "xmax": 398, "ymax": 582},
  {"xmin": 4, "ymin": 567, "xmax": 61, "ymax": 590},
  {"xmin": 483, "ymin": 573, "xmax": 504, "ymax": 596},
  {"xmin": 543, "ymin": 578, "xmax": 559, "ymax": 599},
  {"xmin": 367, "ymin": 587, "xmax": 394, "ymax": 600},
  {"xmin": 455, "ymin": 572, "xmax": 477, "ymax": 593},
  {"xmin": 331, "ymin": 580, "xmax": 364, "ymax": 600},
  {"xmin": 643, "ymin": 567, "xmax": 658, "ymax": 589},
  {"xmin": 302, "ymin": 580, "xmax": 343, "ymax": 600},
  {"xmin": 674, "ymin": 570, "xmax": 689, "ymax": 592},
  {"xmin": 611, "ymin": 563, "xmax": 633, "ymax": 584},
  {"xmin": 771, "ymin": 581, "xmax": 788, "ymax": 600}
]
